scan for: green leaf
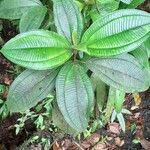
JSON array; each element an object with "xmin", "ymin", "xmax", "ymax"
[
  {"xmin": 117, "ymin": 113, "xmax": 125, "ymax": 132},
  {"xmin": 114, "ymin": 89, "xmax": 125, "ymax": 113},
  {"xmin": 132, "ymin": 139, "xmax": 141, "ymax": 144},
  {"xmin": 74, "ymin": 0, "xmax": 84, "ymax": 11},
  {"xmin": 52, "ymin": 101, "xmax": 78, "ymax": 135},
  {"xmin": 1, "ymin": 30, "xmax": 72, "ymax": 70},
  {"xmin": 19, "ymin": 6, "xmax": 47, "ymax": 33},
  {"xmin": 131, "ymin": 46, "xmax": 149, "ymax": 69},
  {"xmin": 126, "ymin": 0, "xmax": 144, "ymax": 8},
  {"xmin": 120, "ymin": 0, "xmax": 145, "ymax": 9},
  {"xmin": 0, "ymin": 20, "xmax": 2, "ymax": 31},
  {"xmin": 86, "ymin": 53, "xmax": 150, "ymax": 92},
  {"xmin": 52, "ymin": 0, "xmax": 83, "ymax": 44},
  {"xmin": 102, "ymin": 86, "xmax": 115, "ymax": 125},
  {"xmin": 143, "ymin": 37, "xmax": 150, "ymax": 58},
  {"xmin": 90, "ymin": 0, "xmax": 119, "ymax": 21},
  {"xmin": 0, "ymin": 0, "xmax": 42, "ymax": 19},
  {"xmin": 121, "ymin": 108, "xmax": 132, "ymax": 115},
  {"xmin": 7, "ymin": 69, "xmax": 58, "ymax": 112},
  {"xmin": 91, "ymin": 73, "xmax": 107, "ymax": 111},
  {"xmin": 111, "ymin": 110, "xmax": 117, "ymax": 122},
  {"xmin": 80, "ymin": 9, "xmax": 150, "ymax": 57},
  {"xmin": 120, "ymin": 0, "xmax": 132, "ymax": 4},
  {"xmin": 56, "ymin": 62, "xmax": 94, "ymax": 132}
]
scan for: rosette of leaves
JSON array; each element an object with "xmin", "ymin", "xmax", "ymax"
[{"xmin": 0, "ymin": 0, "xmax": 150, "ymax": 132}]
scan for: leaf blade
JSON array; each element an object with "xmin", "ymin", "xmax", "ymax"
[
  {"xmin": 53, "ymin": 0, "xmax": 83, "ymax": 44},
  {"xmin": 19, "ymin": 6, "xmax": 47, "ymax": 33},
  {"xmin": 0, "ymin": 0, "xmax": 42, "ymax": 19},
  {"xmin": 86, "ymin": 54, "xmax": 150, "ymax": 92},
  {"xmin": 56, "ymin": 62, "xmax": 94, "ymax": 131},
  {"xmin": 1, "ymin": 30, "xmax": 72, "ymax": 70},
  {"xmin": 52, "ymin": 101, "xmax": 78, "ymax": 135},
  {"xmin": 114, "ymin": 90, "xmax": 125, "ymax": 113},
  {"xmin": 81, "ymin": 9, "xmax": 150, "ymax": 57},
  {"xmin": 131, "ymin": 46, "xmax": 150, "ymax": 69},
  {"xmin": 117, "ymin": 113, "xmax": 125, "ymax": 132},
  {"xmin": 120, "ymin": 0, "xmax": 132, "ymax": 4},
  {"xmin": 7, "ymin": 69, "xmax": 58, "ymax": 112},
  {"xmin": 91, "ymin": 73, "xmax": 107, "ymax": 111}
]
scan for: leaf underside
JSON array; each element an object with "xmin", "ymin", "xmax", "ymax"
[
  {"xmin": 7, "ymin": 69, "xmax": 59, "ymax": 112},
  {"xmin": 86, "ymin": 54, "xmax": 150, "ymax": 92},
  {"xmin": 53, "ymin": 0, "xmax": 83, "ymax": 44},
  {"xmin": 52, "ymin": 101, "xmax": 78, "ymax": 135},
  {"xmin": 0, "ymin": 0, "xmax": 42, "ymax": 19},
  {"xmin": 131, "ymin": 46, "xmax": 149, "ymax": 69},
  {"xmin": 56, "ymin": 62, "xmax": 94, "ymax": 131},
  {"xmin": 19, "ymin": 6, "xmax": 47, "ymax": 33}
]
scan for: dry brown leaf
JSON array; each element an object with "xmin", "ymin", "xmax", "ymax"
[
  {"xmin": 53, "ymin": 142, "xmax": 64, "ymax": 150},
  {"xmin": 81, "ymin": 133, "xmax": 101, "ymax": 149},
  {"xmin": 52, "ymin": 140, "xmax": 81, "ymax": 150},
  {"xmin": 135, "ymin": 126, "xmax": 150, "ymax": 150},
  {"xmin": 4, "ymin": 74, "xmax": 12, "ymax": 85},
  {"xmin": 81, "ymin": 141, "xmax": 91, "ymax": 149},
  {"xmin": 109, "ymin": 123, "xmax": 120, "ymax": 134},
  {"xmin": 115, "ymin": 137, "xmax": 124, "ymax": 147},
  {"xmin": 92, "ymin": 143, "xmax": 107, "ymax": 150},
  {"xmin": 88, "ymin": 133, "xmax": 101, "ymax": 145},
  {"xmin": 131, "ymin": 106, "xmax": 139, "ymax": 110},
  {"xmin": 134, "ymin": 112, "xmax": 140, "ymax": 119},
  {"xmin": 30, "ymin": 144, "xmax": 42, "ymax": 150},
  {"xmin": 140, "ymin": 139, "xmax": 150, "ymax": 150}
]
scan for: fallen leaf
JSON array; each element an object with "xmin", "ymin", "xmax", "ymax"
[
  {"xmin": 115, "ymin": 137, "xmax": 124, "ymax": 147},
  {"xmin": 53, "ymin": 141, "xmax": 64, "ymax": 150},
  {"xmin": 81, "ymin": 133, "xmax": 101, "ymax": 149},
  {"xmin": 109, "ymin": 123, "xmax": 120, "ymax": 134},
  {"xmin": 140, "ymin": 139, "xmax": 150, "ymax": 150},
  {"xmin": 134, "ymin": 112, "xmax": 140, "ymax": 119},
  {"xmin": 133, "ymin": 93, "xmax": 141, "ymax": 106},
  {"xmin": 4, "ymin": 74, "xmax": 12, "ymax": 85},
  {"xmin": 81, "ymin": 141, "xmax": 91, "ymax": 149},
  {"xmin": 88, "ymin": 133, "xmax": 101, "ymax": 145},
  {"xmin": 131, "ymin": 106, "xmax": 139, "ymax": 110},
  {"xmin": 30, "ymin": 144, "xmax": 42, "ymax": 150},
  {"xmin": 92, "ymin": 143, "xmax": 107, "ymax": 150}
]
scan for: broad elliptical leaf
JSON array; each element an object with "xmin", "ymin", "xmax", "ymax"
[
  {"xmin": 79, "ymin": 9, "xmax": 150, "ymax": 57},
  {"xmin": 53, "ymin": 0, "xmax": 83, "ymax": 44},
  {"xmin": 56, "ymin": 62, "xmax": 94, "ymax": 131},
  {"xmin": 86, "ymin": 54, "xmax": 150, "ymax": 92},
  {"xmin": 7, "ymin": 69, "xmax": 59, "ymax": 112},
  {"xmin": 1, "ymin": 30, "xmax": 72, "ymax": 70}
]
